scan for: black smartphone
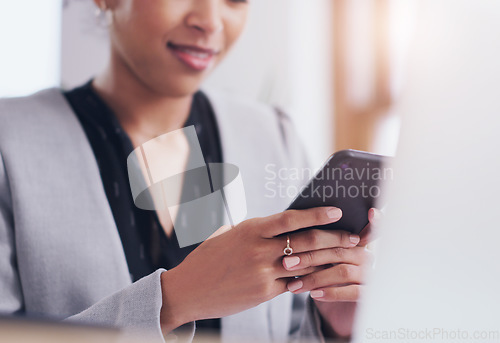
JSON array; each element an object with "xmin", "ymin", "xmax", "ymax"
[{"xmin": 286, "ymin": 150, "xmax": 392, "ymax": 235}]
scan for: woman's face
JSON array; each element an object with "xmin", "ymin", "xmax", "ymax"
[{"xmin": 101, "ymin": 0, "xmax": 249, "ymax": 97}]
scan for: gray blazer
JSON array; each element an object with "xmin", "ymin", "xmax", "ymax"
[{"xmin": 0, "ymin": 88, "xmax": 324, "ymax": 342}]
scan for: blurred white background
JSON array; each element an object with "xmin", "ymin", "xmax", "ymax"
[
  {"xmin": 0, "ymin": 0, "xmax": 62, "ymax": 97},
  {"xmin": 354, "ymin": 1, "xmax": 500, "ymax": 341},
  {"xmin": 0, "ymin": 0, "xmax": 416, "ymax": 168}
]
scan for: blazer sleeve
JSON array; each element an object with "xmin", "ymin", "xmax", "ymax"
[
  {"xmin": 0, "ymin": 153, "xmax": 24, "ymax": 314},
  {"xmin": 0, "ymin": 151, "xmax": 194, "ymax": 343},
  {"xmin": 274, "ymin": 108, "xmax": 327, "ymax": 343},
  {"xmin": 65, "ymin": 270, "xmax": 195, "ymax": 342}
]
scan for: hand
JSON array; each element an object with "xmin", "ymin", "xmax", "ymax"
[
  {"xmin": 159, "ymin": 206, "xmax": 356, "ymax": 334},
  {"xmin": 282, "ymin": 208, "xmax": 382, "ymax": 338}
]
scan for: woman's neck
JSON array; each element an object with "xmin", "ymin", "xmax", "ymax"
[{"xmin": 92, "ymin": 52, "xmax": 193, "ymax": 147}]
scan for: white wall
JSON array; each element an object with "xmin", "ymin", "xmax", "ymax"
[
  {"xmin": 60, "ymin": 0, "xmax": 109, "ymax": 89},
  {"xmin": 286, "ymin": 0, "xmax": 333, "ymax": 170},
  {"xmin": 0, "ymin": 0, "xmax": 62, "ymax": 97}
]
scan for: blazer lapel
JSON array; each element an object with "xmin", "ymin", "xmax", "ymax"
[
  {"xmin": 5, "ymin": 88, "xmax": 133, "ymax": 316},
  {"xmin": 204, "ymin": 89, "xmax": 295, "ymax": 342}
]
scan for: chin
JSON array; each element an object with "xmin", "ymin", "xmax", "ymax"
[
  {"xmin": 145, "ymin": 67, "xmax": 215, "ymax": 98},
  {"xmin": 145, "ymin": 74, "xmax": 206, "ymax": 98}
]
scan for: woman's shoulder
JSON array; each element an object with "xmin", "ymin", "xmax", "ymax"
[
  {"xmin": 0, "ymin": 87, "xmax": 79, "ymax": 147},
  {"xmin": 201, "ymin": 88, "xmax": 284, "ymax": 120},
  {"xmin": 201, "ymin": 88, "xmax": 311, "ymax": 170},
  {"xmin": 0, "ymin": 87, "xmax": 65, "ymax": 108},
  {"xmin": 0, "ymin": 88, "xmax": 68, "ymax": 124},
  {"xmin": 201, "ymin": 88, "xmax": 296, "ymax": 143}
]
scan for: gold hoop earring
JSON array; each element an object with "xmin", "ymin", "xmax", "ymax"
[
  {"xmin": 95, "ymin": 4, "xmax": 112, "ymax": 27},
  {"xmin": 95, "ymin": 1, "xmax": 107, "ymax": 14}
]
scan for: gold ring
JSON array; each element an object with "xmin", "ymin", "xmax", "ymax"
[{"xmin": 283, "ymin": 235, "xmax": 293, "ymax": 256}]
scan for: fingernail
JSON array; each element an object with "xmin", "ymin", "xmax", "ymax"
[
  {"xmin": 284, "ymin": 256, "xmax": 300, "ymax": 269},
  {"xmin": 350, "ymin": 234, "xmax": 360, "ymax": 245},
  {"xmin": 370, "ymin": 208, "xmax": 382, "ymax": 223},
  {"xmin": 327, "ymin": 208, "xmax": 342, "ymax": 220},
  {"xmin": 287, "ymin": 280, "xmax": 303, "ymax": 292},
  {"xmin": 368, "ymin": 208, "xmax": 375, "ymax": 221},
  {"xmin": 310, "ymin": 290, "xmax": 324, "ymax": 298}
]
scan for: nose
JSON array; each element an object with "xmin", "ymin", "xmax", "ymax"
[{"xmin": 186, "ymin": 0, "xmax": 224, "ymax": 35}]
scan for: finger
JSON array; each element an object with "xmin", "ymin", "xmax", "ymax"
[
  {"xmin": 273, "ymin": 255, "xmax": 329, "ymax": 278},
  {"xmin": 309, "ymin": 285, "xmax": 362, "ymax": 302},
  {"xmin": 282, "ymin": 246, "xmax": 370, "ymax": 271},
  {"xmin": 286, "ymin": 264, "xmax": 363, "ymax": 294},
  {"xmin": 368, "ymin": 207, "xmax": 383, "ymax": 225},
  {"xmin": 275, "ymin": 229, "xmax": 359, "ymax": 255},
  {"xmin": 358, "ymin": 224, "xmax": 373, "ymax": 247},
  {"xmin": 274, "ymin": 278, "xmax": 291, "ymax": 296},
  {"xmin": 259, "ymin": 207, "xmax": 343, "ymax": 238},
  {"xmin": 277, "ymin": 265, "xmax": 326, "ymax": 279},
  {"xmin": 359, "ymin": 208, "xmax": 383, "ymax": 246}
]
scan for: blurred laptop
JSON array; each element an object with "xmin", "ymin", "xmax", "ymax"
[{"xmin": 353, "ymin": 0, "xmax": 500, "ymax": 342}]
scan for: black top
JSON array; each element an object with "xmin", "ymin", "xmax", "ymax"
[{"xmin": 64, "ymin": 80, "xmax": 222, "ymax": 334}]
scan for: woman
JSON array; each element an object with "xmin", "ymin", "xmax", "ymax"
[{"xmin": 0, "ymin": 0, "xmax": 376, "ymax": 341}]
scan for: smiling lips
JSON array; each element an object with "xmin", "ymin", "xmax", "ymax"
[{"xmin": 167, "ymin": 42, "xmax": 219, "ymax": 71}]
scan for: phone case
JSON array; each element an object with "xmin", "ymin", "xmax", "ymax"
[{"xmin": 286, "ymin": 149, "xmax": 392, "ymax": 235}]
